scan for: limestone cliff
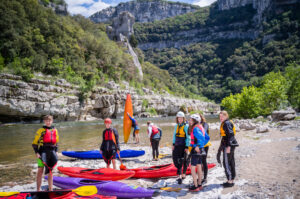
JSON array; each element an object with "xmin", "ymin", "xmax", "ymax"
[
  {"xmin": 0, "ymin": 74, "xmax": 219, "ymax": 123},
  {"xmin": 89, "ymin": 0, "xmax": 199, "ymax": 23}
]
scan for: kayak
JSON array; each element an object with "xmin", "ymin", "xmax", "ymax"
[
  {"xmin": 129, "ymin": 163, "xmax": 216, "ymax": 178},
  {"xmin": 123, "ymin": 94, "xmax": 133, "ymax": 143},
  {"xmin": 58, "ymin": 167, "xmax": 135, "ymax": 181},
  {"xmin": 47, "ymin": 176, "xmax": 158, "ymax": 198},
  {"xmin": 62, "ymin": 150, "xmax": 145, "ymax": 159},
  {"xmin": 0, "ymin": 192, "xmax": 115, "ymax": 199}
]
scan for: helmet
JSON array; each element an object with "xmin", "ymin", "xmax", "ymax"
[
  {"xmin": 104, "ymin": 118, "xmax": 112, "ymax": 124},
  {"xmin": 190, "ymin": 114, "xmax": 201, "ymax": 123},
  {"xmin": 176, "ymin": 111, "xmax": 185, "ymax": 118}
]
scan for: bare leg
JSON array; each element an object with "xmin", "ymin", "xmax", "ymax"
[
  {"xmin": 106, "ymin": 162, "xmax": 110, "ymax": 168},
  {"xmin": 191, "ymin": 166, "xmax": 198, "ymax": 187},
  {"xmin": 36, "ymin": 167, "xmax": 44, "ymax": 191},
  {"xmin": 112, "ymin": 159, "xmax": 116, "ymax": 170},
  {"xmin": 48, "ymin": 172, "xmax": 53, "ymax": 191},
  {"xmin": 197, "ymin": 164, "xmax": 202, "ymax": 186}
]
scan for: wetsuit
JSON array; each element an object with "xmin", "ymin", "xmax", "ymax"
[
  {"xmin": 219, "ymin": 120, "xmax": 238, "ymax": 181},
  {"xmin": 128, "ymin": 115, "xmax": 139, "ymax": 138},
  {"xmin": 148, "ymin": 124, "xmax": 162, "ymax": 159},
  {"xmin": 172, "ymin": 123, "xmax": 190, "ymax": 175},
  {"xmin": 201, "ymin": 122, "xmax": 211, "ymax": 180},
  {"xmin": 100, "ymin": 128, "xmax": 120, "ymax": 165},
  {"xmin": 189, "ymin": 124, "xmax": 209, "ymax": 166},
  {"xmin": 32, "ymin": 126, "xmax": 59, "ymax": 174}
]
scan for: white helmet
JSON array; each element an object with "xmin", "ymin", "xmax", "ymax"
[
  {"xmin": 190, "ymin": 114, "xmax": 201, "ymax": 123},
  {"xmin": 176, "ymin": 111, "xmax": 185, "ymax": 118}
]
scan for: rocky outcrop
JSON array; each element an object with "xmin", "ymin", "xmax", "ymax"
[
  {"xmin": 138, "ymin": 23, "xmax": 259, "ymax": 50},
  {"xmin": 0, "ymin": 74, "xmax": 220, "ymax": 123},
  {"xmin": 106, "ymin": 12, "xmax": 143, "ymax": 80},
  {"xmin": 39, "ymin": 0, "xmax": 68, "ymax": 15},
  {"xmin": 90, "ymin": 0, "xmax": 199, "ymax": 23},
  {"xmin": 271, "ymin": 108, "xmax": 297, "ymax": 121},
  {"xmin": 107, "ymin": 12, "xmax": 135, "ymax": 40}
]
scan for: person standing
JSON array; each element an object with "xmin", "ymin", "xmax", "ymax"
[
  {"xmin": 147, "ymin": 121, "xmax": 162, "ymax": 161},
  {"xmin": 32, "ymin": 115, "xmax": 59, "ymax": 191},
  {"xmin": 200, "ymin": 114, "xmax": 211, "ymax": 185},
  {"xmin": 127, "ymin": 112, "xmax": 140, "ymax": 144},
  {"xmin": 100, "ymin": 118, "xmax": 120, "ymax": 169},
  {"xmin": 172, "ymin": 111, "xmax": 190, "ymax": 184},
  {"xmin": 218, "ymin": 111, "xmax": 238, "ymax": 188},
  {"xmin": 188, "ymin": 114, "xmax": 210, "ymax": 191}
]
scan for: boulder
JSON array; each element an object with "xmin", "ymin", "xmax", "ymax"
[
  {"xmin": 267, "ymin": 115, "xmax": 272, "ymax": 121},
  {"xmin": 256, "ymin": 126, "xmax": 269, "ymax": 133},
  {"xmin": 272, "ymin": 108, "xmax": 296, "ymax": 121},
  {"xmin": 239, "ymin": 120, "xmax": 256, "ymax": 130},
  {"xmin": 138, "ymin": 112, "xmax": 151, "ymax": 118}
]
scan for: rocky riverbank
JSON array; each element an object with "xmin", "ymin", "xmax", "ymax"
[{"xmin": 0, "ymin": 73, "xmax": 219, "ymax": 123}]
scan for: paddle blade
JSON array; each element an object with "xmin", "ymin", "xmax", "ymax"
[
  {"xmin": 161, "ymin": 187, "xmax": 182, "ymax": 192},
  {"xmin": 0, "ymin": 192, "xmax": 20, "ymax": 197},
  {"xmin": 120, "ymin": 164, "xmax": 127, "ymax": 170},
  {"xmin": 72, "ymin": 186, "xmax": 97, "ymax": 196}
]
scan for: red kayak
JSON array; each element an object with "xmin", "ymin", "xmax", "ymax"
[
  {"xmin": 49, "ymin": 192, "xmax": 116, "ymax": 199},
  {"xmin": 58, "ymin": 167, "xmax": 135, "ymax": 181},
  {"xmin": 129, "ymin": 163, "xmax": 216, "ymax": 178}
]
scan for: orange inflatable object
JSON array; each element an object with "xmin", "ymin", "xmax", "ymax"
[{"xmin": 123, "ymin": 94, "xmax": 133, "ymax": 143}]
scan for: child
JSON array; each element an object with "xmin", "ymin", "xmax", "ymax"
[
  {"xmin": 127, "ymin": 112, "xmax": 140, "ymax": 144},
  {"xmin": 188, "ymin": 114, "xmax": 210, "ymax": 191},
  {"xmin": 147, "ymin": 121, "xmax": 162, "ymax": 161},
  {"xmin": 100, "ymin": 118, "xmax": 120, "ymax": 169},
  {"xmin": 172, "ymin": 111, "xmax": 190, "ymax": 184},
  {"xmin": 32, "ymin": 115, "xmax": 59, "ymax": 191}
]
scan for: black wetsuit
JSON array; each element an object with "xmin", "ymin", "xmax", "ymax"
[
  {"xmin": 172, "ymin": 124, "xmax": 188, "ymax": 175},
  {"xmin": 220, "ymin": 120, "xmax": 238, "ymax": 181},
  {"xmin": 202, "ymin": 122, "xmax": 210, "ymax": 180},
  {"xmin": 150, "ymin": 128, "xmax": 162, "ymax": 159},
  {"xmin": 100, "ymin": 128, "xmax": 120, "ymax": 165}
]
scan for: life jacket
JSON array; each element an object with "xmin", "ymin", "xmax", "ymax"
[
  {"xmin": 151, "ymin": 125, "xmax": 160, "ymax": 139},
  {"xmin": 220, "ymin": 120, "xmax": 236, "ymax": 137},
  {"xmin": 176, "ymin": 124, "xmax": 186, "ymax": 138},
  {"xmin": 43, "ymin": 128, "xmax": 57, "ymax": 144},
  {"xmin": 190, "ymin": 124, "xmax": 205, "ymax": 145},
  {"xmin": 104, "ymin": 129, "xmax": 117, "ymax": 145}
]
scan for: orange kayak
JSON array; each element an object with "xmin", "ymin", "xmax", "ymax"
[{"xmin": 123, "ymin": 94, "xmax": 133, "ymax": 143}]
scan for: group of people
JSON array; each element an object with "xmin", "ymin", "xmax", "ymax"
[{"xmin": 32, "ymin": 110, "xmax": 238, "ymax": 193}]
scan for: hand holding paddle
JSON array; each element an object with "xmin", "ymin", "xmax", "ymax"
[
  {"xmin": 0, "ymin": 185, "xmax": 97, "ymax": 197},
  {"xmin": 117, "ymin": 151, "xmax": 127, "ymax": 170}
]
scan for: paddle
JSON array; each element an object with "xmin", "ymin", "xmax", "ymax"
[
  {"xmin": 0, "ymin": 185, "xmax": 97, "ymax": 197},
  {"xmin": 117, "ymin": 151, "xmax": 127, "ymax": 170}
]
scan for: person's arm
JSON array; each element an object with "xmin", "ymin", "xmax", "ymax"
[
  {"xmin": 148, "ymin": 126, "xmax": 152, "ymax": 138},
  {"xmin": 32, "ymin": 129, "xmax": 42, "ymax": 154},
  {"xmin": 100, "ymin": 130, "xmax": 105, "ymax": 151},
  {"xmin": 55, "ymin": 129, "xmax": 59, "ymax": 152},
  {"xmin": 184, "ymin": 125, "xmax": 190, "ymax": 148},
  {"xmin": 114, "ymin": 128, "xmax": 120, "ymax": 151},
  {"xmin": 172, "ymin": 125, "xmax": 177, "ymax": 146}
]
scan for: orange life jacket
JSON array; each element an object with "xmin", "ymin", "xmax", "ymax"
[{"xmin": 43, "ymin": 129, "xmax": 57, "ymax": 144}]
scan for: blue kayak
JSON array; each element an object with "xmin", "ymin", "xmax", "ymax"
[{"xmin": 62, "ymin": 149, "xmax": 145, "ymax": 159}]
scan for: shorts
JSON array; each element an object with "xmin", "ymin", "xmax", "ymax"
[
  {"xmin": 191, "ymin": 154, "xmax": 202, "ymax": 166},
  {"xmin": 102, "ymin": 150, "xmax": 116, "ymax": 164},
  {"xmin": 37, "ymin": 158, "xmax": 44, "ymax": 167},
  {"xmin": 134, "ymin": 129, "xmax": 140, "ymax": 135}
]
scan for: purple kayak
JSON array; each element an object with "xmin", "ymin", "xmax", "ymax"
[{"xmin": 46, "ymin": 176, "xmax": 158, "ymax": 198}]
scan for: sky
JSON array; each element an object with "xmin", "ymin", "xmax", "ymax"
[{"xmin": 65, "ymin": 0, "xmax": 217, "ymax": 17}]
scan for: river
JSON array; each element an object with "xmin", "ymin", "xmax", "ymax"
[{"xmin": 0, "ymin": 116, "xmax": 220, "ymax": 186}]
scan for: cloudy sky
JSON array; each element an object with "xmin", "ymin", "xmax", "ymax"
[{"xmin": 65, "ymin": 0, "xmax": 217, "ymax": 17}]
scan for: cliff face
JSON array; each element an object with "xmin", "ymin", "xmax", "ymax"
[
  {"xmin": 0, "ymin": 74, "xmax": 219, "ymax": 123},
  {"xmin": 89, "ymin": 0, "xmax": 198, "ymax": 23}
]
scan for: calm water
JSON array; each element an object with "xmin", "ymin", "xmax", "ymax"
[{"xmin": 0, "ymin": 116, "xmax": 220, "ymax": 165}]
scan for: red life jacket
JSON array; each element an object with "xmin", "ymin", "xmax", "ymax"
[
  {"xmin": 150, "ymin": 125, "xmax": 159, "ymax": 139},
  {"xmin": 190, "ymin": 124, "xmax": 205, "ymax": 145},
  {"xmin": 104, "ymin": 129, "xmax": 116, "ymax": 145},
  {"xmin": 43, "ymin": 129, "xmax": 57, "ymax": 144}
]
